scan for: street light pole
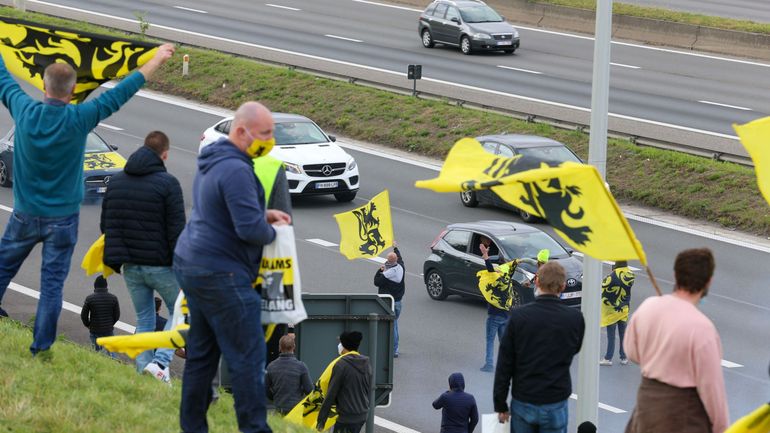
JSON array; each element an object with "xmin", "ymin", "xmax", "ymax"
[{"xmin": 576, "ymin": 0, "xmax": 613, "ymax": 427}]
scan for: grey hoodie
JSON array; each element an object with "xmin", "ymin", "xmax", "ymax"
[{"xmin": 316, "ymin": 353, "xmax": 373, "ymax": 426}]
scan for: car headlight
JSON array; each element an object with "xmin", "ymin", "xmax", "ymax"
[
  {"xmin": 284, "ymin": 162, "xmax": 302, "ymax": 174},
  {"xmin": 347, "ymin": 159, "xmax": 357, "ymax": 171},
  {"xmin": 472, "ymin": 33, "xmax": 491, "ymax": 40},
  {"xmin": 513, "ymin": 29, "xmax": 519, "ymax": 38}
]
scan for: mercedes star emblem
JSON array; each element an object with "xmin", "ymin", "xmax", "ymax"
[{"xmin": 321, "ymin": 165, "xmax": 333, "ymax": 176}]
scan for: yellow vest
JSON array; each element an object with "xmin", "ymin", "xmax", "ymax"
[{"xmin": 252, "ymin": 156, "xmax": 283, "ymax": 204}]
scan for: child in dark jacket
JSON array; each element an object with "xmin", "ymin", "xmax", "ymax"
[
  {"xmin": 81, "ymin": 275, "xmax": 120, "ymax": 356},
  {"xmin": 433, "ymin": 372, "xmax": 479, "ymax": 433}
]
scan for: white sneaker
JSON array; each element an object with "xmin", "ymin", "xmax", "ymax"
[
  {"xmin": 143, "ymin": 362, "xmax": 171, "ymax": 383},
  {"xmin": 620, "ymin": 358, "xmax": 629, "ymax": 365},
  {"xmin": 599, "ymin": 358, "xmax": 612, "ymax": 366}
]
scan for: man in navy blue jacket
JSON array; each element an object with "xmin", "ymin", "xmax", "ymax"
[
  {"xmin": 433, "ymin": 372, "xmax": 479, "ymax": 433},
  {"xmin": 173, "ymin": 101, "xmax": 291, "ymax": 433}
]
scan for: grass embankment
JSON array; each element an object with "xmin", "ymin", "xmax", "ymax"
[
  {"xmin": 0, "ymin": 320, "xmax": 313, "ymax": 433},
  {"xmin": 1, "ymin": 7, "xmax": 769, "ymax": 235}
]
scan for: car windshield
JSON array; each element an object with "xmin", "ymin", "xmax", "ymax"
[
  {"xmin": 85, "ymin": 133, "xmax": 112, "ymax": 153},
  {"xmin": 517, "ymin": 146, "xmax": 581, "ymax": 167},
  {"xmin": 497, "ymin": 232, "xmax": 569, "ymax": 261},
  {"xmin": 275, "ymin": 121, "xmax": 329, "ymax": 145},
  {"xmin": 460, "ymin": 5, "xmax": 503, "ymax": 23}
]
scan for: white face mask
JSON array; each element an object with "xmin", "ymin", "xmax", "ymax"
[{"xmin": 338, "ymin": 343, "xmax": 344, "ymax": 355}]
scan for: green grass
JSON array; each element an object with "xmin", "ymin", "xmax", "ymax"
[
  {"xmin": 2, "ymin": 7, "xmax": 770, "ymax": 236},
  {"xmin": 0, "ymin": 320, "xmax": 314, "ymax": 433}
]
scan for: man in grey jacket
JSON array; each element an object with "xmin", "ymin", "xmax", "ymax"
[
  {"xmin": 316, "ymin": 331, "xmax": 372, "ymax": 433},
  {"xmin": 265, "ymin": 334, "xmax": 312, "ymax": 415}
]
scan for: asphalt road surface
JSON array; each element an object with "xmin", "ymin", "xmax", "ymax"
[
  {"xmin": 619, "ymin": 0, "xmax": 770, "ymax": 23},
  {"xmin": 0, "ymin": 79, "xmax": 768, "ymax": 432},
  {"xmin": 13, "ymin": 0, "xmax": 770, "ymax": 142}
]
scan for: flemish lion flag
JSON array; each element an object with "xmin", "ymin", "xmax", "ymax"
[
  {"xmin": 285, "ymin": 352, "xmax": 360, "ymax": 430},
  {"xmin": 97, "ymin": 325, "xmax": 189, "ymax": 359},
  {"xmin": 0, "ymin": 17, "xmax": 158, "ymax": 103},
  {"xmin": 724, "ymin": 403, "xmax": 770, "ymax": 433},
  {"xmin": 334, "ymin": 190, "xmax": 393, "ymax": 260},
  {"xmin": 81, "ymin": 234, "xmax": 115, "ymax": 278},
  {"xmin": 734, "ymin": 117, "xmax": 770, "ymax": 207}
]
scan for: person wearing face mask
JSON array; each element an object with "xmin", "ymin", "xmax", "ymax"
[
  {"xmin": 624, "ymin": 248, "xmax": 728, "ymax": 433},
  {"xmin": 173, "ymin": 101, "xmax": 291, "ymax": 433},
  {"xmin": 316, "ymin": 331, "xmax": 372, "ymax": 433}
]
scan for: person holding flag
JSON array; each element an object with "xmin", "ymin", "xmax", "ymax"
[
  {"xmin": 600, "ymin": 261, "xmax": 635, "ymax": 366},
  {"xmin": 0, "ymin": 38, "xmax": 174, "ymax": 356},
  {"xmin": 478, "ymin": 242, "xmax": 519, "ymax": 373}
]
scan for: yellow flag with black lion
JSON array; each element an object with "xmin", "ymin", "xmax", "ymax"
[{"xmin": 0, "ymin": 17, "xmax": 158, "ymax": 103}]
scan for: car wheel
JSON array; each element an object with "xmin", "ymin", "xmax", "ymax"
[
  {"xmin": 0, "ymin": 157, "xmax": 11, "ymax": 188},
  {"xmin": 460, "ymin": 36, "xmax": 472, "ymax": 55},
  {"xmin": 460, "ymin": 190, "xmax": 478, "ymax": 207},
  {"xmin": 425, "ymin": 269, "xmax": 449, "ymax": 300},
  {"xmin": 519, "ymin": 208, "xmax": 539, "ymax": 223},
  {"xmin": 504, "ymin": 49, "xmax": 515, "ymax": 54},
  {"xmin": 421, "ymin": 29, "xmax": 435, "ymax": 48},
  {"xmin": 334, "ymin": 191, "xmax": 357, "ymax": 202}
]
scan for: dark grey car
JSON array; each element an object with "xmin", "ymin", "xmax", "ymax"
[
  {"xmin": 460, "ymin": 134, "xmax": 583, "ymax": 222},
  {"xmin": 418, "ymin": 0, "xmax": 520, "ymax": 55}
]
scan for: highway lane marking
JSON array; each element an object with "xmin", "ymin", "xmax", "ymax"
[
  {"xmin": 0, "ymin": 204, "xmax": 13, "ymax": 213},
  {"xmin": 611, "ymin": 62, "xmax": 641, "ymax": 69},
  {"xmin": 173, "ymin": 5, "xmax": 208, "ymax": 14},
  {"xmin": 352, "ymin": 0, "xmax": 422, "ymax": 12},
  {"xmin": 721, "ymin": 360, "xmax": 744, "ymax": 368},
  {"xmin": 325, "ymin": 34, "xmax": 364, "ymax": 43},
  {"xmin": 98, "ymin": 122, "xmax": 123, "ymax": 131},
  {"xmin": 698, "ymin": 100, "xmax": 752, "ymax": 111},
  {"xmin": 569, "ymin": 393, "xmax": 626, "ymax": 413},
  {"xmin": 374, "ymin": 416, "xmax": 421, "ymax": 433},
  {"xmin": 265, "ymin": 3, "xmax": 301, "ymax": 11},
  {"xmin": 8, "ymin": 282, "xmax": 136, "ymax": 333},
  {"xmin": 307, "ymin": 238, "xmax": 338, "ymax": 247},
  {"xmin": 29, "ymin": 0, "xmax": 743, "ymax": 141},
  {"xmin": 497, "ymin": 65, "xmax": 543, "ymax": 75}
]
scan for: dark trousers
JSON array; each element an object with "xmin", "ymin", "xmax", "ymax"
[{"xmin": 333, "ymin": 421, "xmax": 365, "ymax": 433}]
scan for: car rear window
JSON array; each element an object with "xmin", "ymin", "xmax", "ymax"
[
  {"xmin": 497, "ymin": 232, "xmax": 568, "ymax": 261},
  {"xmin": 432, "ymin": 3, "xmax": 448, "ymax": 18},
  {"xmin": 424, "ymin": 3, "xmax": 437, "ymax": 15},
  {"xmin": 443, "ymin": 230, "xmax": 470, "ymax": 253}
]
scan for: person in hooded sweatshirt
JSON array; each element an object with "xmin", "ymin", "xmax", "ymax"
[
  {"xmin": 101, "ymin": 131, "xmax": 185, "ymax": 383},
  {"xmin": 316, "ymin": 331, "xmax": 373, "ymax": 433},
  {"xmin": 432, "ymin": 372, "xmax": 479, "ymax": 433}
]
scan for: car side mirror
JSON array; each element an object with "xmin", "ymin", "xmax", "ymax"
[
  {"xmin": 489, "ymin": 255, "xmax": 502, "ymax": 263},
  {"xmin": 450, "ymin": 17, "xmax": 460, "ymax": 24},
  {"xmin": 109, "ymin": 144, "xmax": 119, "ymax": 151},
  {"xmin": 500, "ymin": 15, "xmax": 506, "ymax": 20},
  {"xmin": 328, "ymin": 135, "xmax": 337, "ymax": 142}
]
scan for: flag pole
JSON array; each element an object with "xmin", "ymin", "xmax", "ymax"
[
  {"xmin": 645, "ymin": 266, "xmax": 663, "ymax": 296},
  {"xmin": 576, "ymin": 0, "xmax": 613, "ymax": 426}
]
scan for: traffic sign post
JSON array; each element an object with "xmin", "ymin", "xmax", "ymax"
[{"xmin": 407, "ymin": 64, "xmax": 422, "ymax": 96}]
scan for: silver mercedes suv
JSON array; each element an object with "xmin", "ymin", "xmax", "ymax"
[{"xmin": 418, "ymin": 0, "xmax": 520, "ymax": 55}]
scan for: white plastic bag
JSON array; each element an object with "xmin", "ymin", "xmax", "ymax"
[
  {"xmin": 482, "ymin": 413, "xmax": 510, "ymax": 433},
  {"xmin": 255, "ymin": 225, "xmax": 307, "ymax": 325}
]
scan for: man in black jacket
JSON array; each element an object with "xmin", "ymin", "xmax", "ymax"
[
  {"xmin": 373, "ymin": 242, "xmax": 405, "ymax": 357},
  {"xmin": 81, "ymin": 275, "xmax": 120, "ymax": 357},
  {"xmin": 101, "ymin": 131, "xmax": 185, "ymax": 383},
  {"xmin": 493, "ymin": 261, "xmax": 584, "ymax": 433},
  {"xmin": 316, "ymin": 331, "xmax": 372, "ymax": 433},
  {"xmin": 265, "ymin": 334, "xmax": 313, "ymax": 415}
]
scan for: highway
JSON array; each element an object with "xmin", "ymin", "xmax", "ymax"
[
  {"xmin": 11, "ymin": 0, "xmax": 770, "ymax": 144},
  {"xmin": 0, "ymin": 80, "xmax": 768, "ymax": 432},
  {"xmin": 619, "ymin": 0, "xmax": 770, "ymax": 23}
]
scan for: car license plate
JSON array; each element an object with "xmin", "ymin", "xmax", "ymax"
[
  {"xmin": 97, "ymin": 187, "xmax": 107, "ymax": 193},
  {"xmin": 315, "ymin": 181, "xmax": 339, "ymax": 189},
  {"xmin": 561, "ymin": 291, "xmax": 582, "ymax": 299},
  {"xmin": 497, "ymin": 40, "xmax": 512, "ymax": 46}
]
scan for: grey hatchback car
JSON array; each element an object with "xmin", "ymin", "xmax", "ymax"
[{"xmin": 418, "ymin": 0, "xmax": 520, "ymax": 55}]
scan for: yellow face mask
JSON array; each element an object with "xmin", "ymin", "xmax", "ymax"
[{"xmin": 245, "ymin": 130, "xmax": 275, "ymax": 158}]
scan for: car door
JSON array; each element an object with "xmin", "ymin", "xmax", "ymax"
[
  {"xmin": 461, "ymin": 232, "xmax": 503, "ymax": 296},
  {"xmin": 431, "ymin": 3, "xmax": 450, "ymax": 42},
  {"xmin": 443, "ymin": 6, "xmax": 463, "ymax": 44},
  {"xmin": 438, "ymin": 229, "xmax": 472, "ymax": 291}
]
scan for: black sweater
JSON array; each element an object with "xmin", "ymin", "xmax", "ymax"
[
  {"xmin": 81, "ymin": 287, "xmax": 120, "ymax": 334},
  {"xmin": 101, "ymin": 146, "xmax": 185, "ymax": 271},
  {"xmin": 493, "ymin": 295, "xmax": 584, "ymax": 410},
  {"xmin": 317, "ymin": 353, "xmax": 372, "ymax": 426},
  {"xmin": 373, "ymin": 247, "xmax": 406, "ymax": 301}
]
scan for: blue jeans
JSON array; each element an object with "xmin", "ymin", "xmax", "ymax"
[
  {"xmin": 0, "ymin": 211, "xmax": 78, "ymax": 354},
  {"xmin": 604, "ymin": 320, "xmax": 627, "ymax": 360},
  {"xmin": 174, "ymin": 256, "xmax": 271, "ymax": 433},
  {"xmin": 485, "ymin": 314, "xmax": 508, "ymax": 368},
  {"xmin": 393, "ymin": 300, "xmax": 402, "ymax": 354},
  {"xmin": 510, "ymin": 398, "xmax": 568, "ymax": 433},
  {"xmin": 90, "ymin": 331, "xmax": 116, "ymax": 358},
  {"xmin": 123, "ymin": 264, "xmax": 178, "ymax": 372}
]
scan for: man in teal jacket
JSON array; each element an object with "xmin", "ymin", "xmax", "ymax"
[{"xmin": 0, "ymin": 43, "xmax": 174, "ymax": 356}]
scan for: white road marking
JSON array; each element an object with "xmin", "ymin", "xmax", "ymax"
[
  {"xmin": 374, "ymin": 416, "xmax": 422, "ymax": 433},
  {"xmin": 325, "ymin": 34, "xmax": 363, "ymax": 43},
  {"xmin": 265, "ymin": 3, "xmax": 301, "ymax": 11},
  {"xmin": 173, "ymin": 5, "xmax": 207, "ymax": 14},
  {"xmin": 306, "ymin": 238, "xmax": 338, "ymax": 247},
  {"xmin": 8, "ymin": 282, "xmax": 136, "ymax": 333},
  {"xmin": 98, "ymin": 122, "xmax": 123, "ymax": 131},
  {"xmin": 570, "ymin": 393, "xmax": 626, "ymax": 414},
  {"xmin": 26, "ymin": 0, "xmax": 743, "ymax": 142},
  {"xmin": 721, "ymin": 360, "xmax": 744, "ymax": 368},
  {"xmin": 570, "ymin": 251, "xmax": 641, "ymax": 271},
  {"xmin": 611, "ymin": 62, "xmax": 641, "ymax": 69},
  {"xmin": 698, "ymin": 100, "xmax": 752, "ymax": 111},
  {"xmin": 0, "ymin": 204, "xmax": 13, "ymax": 213},
  {"xmin": 497, "ymin": 65, "xmax": 543, "ymax": 74},
  {"xmin": 352, "ymin": 0, "xmax": 422, "ymax": 12}
]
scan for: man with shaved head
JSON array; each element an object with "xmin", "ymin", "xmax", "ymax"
[
  {"xmin": 174, "ymin": 101, "xmax": 291, "ymax": 433},
  {"xmin": 374, "ymin": 241, "xmax": 405, "ymax": 357},
  {"xmin": 0, "ymin": 43, "xmax": 174, "ymax": 357}
]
